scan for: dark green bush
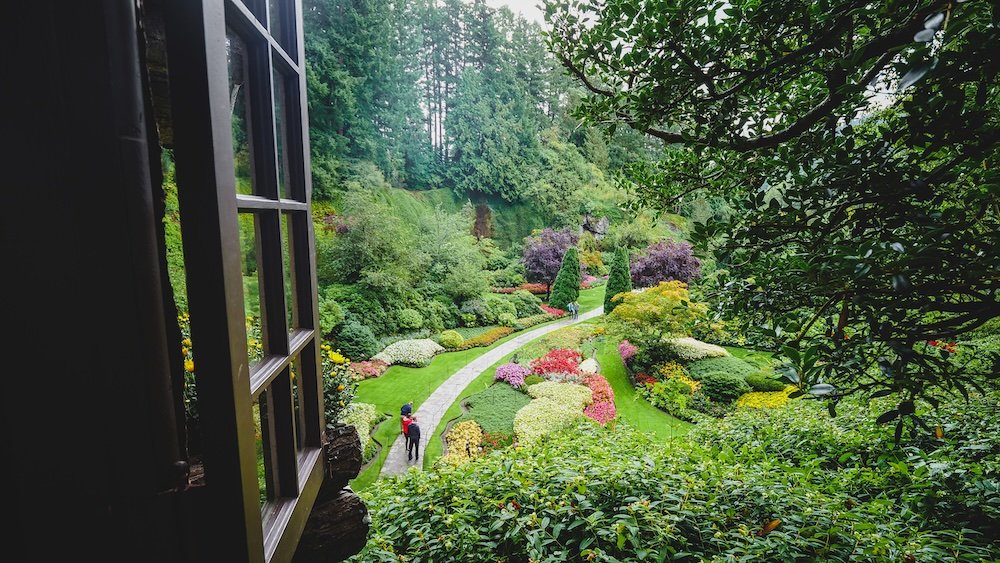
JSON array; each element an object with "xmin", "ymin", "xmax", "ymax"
[
  {"xmin": 438, "ymin": 330, "xmax": 464, "ymax": 349},
  {"xmin": 745, "ymin": 371, "xmax": 788, "ymax": 392},
  {"xmin": 697, "ymin": 371, "xmax": 751, "ymax": 404},
  {"xmin": 508, "ymin": 289, "xmax": 543, "ymax": 317},
  {"xmin": 523, "ymin": 375, "xmax": 545, "ymax": 388},
  {"xmin": 356, "ymin": 393, "xmax": 1000, "ymax": 561},
  {"xmin": 335, "ymin": 321, "xmax": 379, "ymax": 361},
  {"xmin": 604, "ymin": 246, "xmax": 632, "ymax": 314},
  {"xmin": 687, "ymin": 355, "xmax": 757, "ymax": 380},
  {"xmin": 396, "ymin": 308, "xmax": 424, "ymax": 330},
  {"xmin": 548, "ymin": 247, "xmax": 581, "ymax": 310}
]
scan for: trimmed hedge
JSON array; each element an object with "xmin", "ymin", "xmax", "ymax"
[
  {"xmin": 698, "ymin": 371, "xmax": 751, "ymax": 404},
  {"xmin": 687, "ymin": 356, "xmax": 757, "ymax": 380}
]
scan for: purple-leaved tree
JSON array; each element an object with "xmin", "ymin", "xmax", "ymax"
[
  {"xmin": 630, "ymin": 241, "xmax": 701, "ymax": 288},
  {"xmin": 522, "ymin": 228, "xmax": 578, "ymax": 297}
]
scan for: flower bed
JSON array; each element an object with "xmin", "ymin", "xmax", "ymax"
[
  {"xmin": 735, "ymin": 386, "xmax": 797, "ymax": 409},
  {"xmin": 491, "ymin": 283, "xmax": 549, "ymax": 295},
  {"xmin": 539, "ymin": 304, "xmax": 566, "ymax": 316},
  {"xmin": 348, "ymin": 359, "xmax": 389, "ymax": 380},
  {"xmin": 495, "ymin": 362, "xmax": 530, "ymax": 388},
  {"xmin": 529, "ymin": 348, "xmax": 582, "ymax": 376},
  {"xmin": 512, "ymin": 313, "xmax": 556, "ymax": 330},
  {"xmin": 513, "ymin": 398, "xmax": 582, "ymax": 444},
  {"xmin": 451, "ymin": 326, "xmax": 515, "ymax": 350},
  {"xmin": 662, "ymin": 337, "xmax": 730, "ymax": 361},
  {"xmin": 441, "ymin": 420, "xmax": 484, "ymax": 467},
  {"xmin": 372, "ymin": 338, "xmax": 444, "ymax": 367},
  {"xmin": 526, "ymin": 381, "xmax": 593, "ymax": 411}
]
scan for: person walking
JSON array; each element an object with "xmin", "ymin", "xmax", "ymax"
[
  {"xmin": 407, "ymin": 416, "xmax": 421, "ymax": 462},
  {"xmin": 401, "ymin": 412, "xmax": 413, "ymax": 451}
]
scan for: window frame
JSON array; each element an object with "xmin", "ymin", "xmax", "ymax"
[{"xmin": 163, "ymin": 0, "xmax": 325, "ymax": 561}]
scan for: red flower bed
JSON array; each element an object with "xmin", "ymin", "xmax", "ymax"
[
  {"xmin": 530, "ymin": 348, "xmax": 582, "ymax": 376},
  {"xmin": 635, "ymin": 372, "xmax": 657, "ymax": 386},
  {"xmin": 539, "ymin": 304, "xmax": 565, "ymax": 316},
  {"xmin": 584, "ymin": 374, "xmax": 615, "ymax": 404},
  {"xmin": 491, "ymin": 283, "xmax": 549, "ymax": 295}
]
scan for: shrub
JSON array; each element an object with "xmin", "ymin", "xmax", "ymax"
[
  {"xmin": 460, "ymin": 312, "xmax": 478, "ymax": 327},
  {"xmin": 508, "ymin": 290, "xmax": 543, "ymax": 317},
  {"xmin": 687, "ymin": 355, "xmax": 756, "ymax": 380},
  {"xmin": 358, "ymin": 414, "xmax": 1000, "ymax": 562},
  {"xmin": 318, "ymin": 294, "xmax": 344, "ymax": 338},
  {"xmin": 526, "ymin": 381, "xmax": 593, "ymax": 411},
  {"xmin": 604, "ymin": 246, "xmax": 633, "ymax": 314},
  {"xmin": 640, "ymin": 378, "xmax": 693, "ymax": 417},
  {"xmin": 441, "ymin": 420, "xmax": 484, "ymax": 467},
  {"xmin": 335, "ymin": 321, "xmax": 379, "ymax": 360},
  {"xmin": 438, "ymin": 330, "xmax": 465, "ymax": 349},
  {"xmin": 698, "ymin": 371, "xmax": 752, "ymax": 404},
  {"xmin": 321, "ymin": 343, "xmax": 355, "ymax": 424},
  {"xmin": 629, "ymin": 240, "xmax": 702, "ymax": 287},
  {"xmin": 396, "ymin": 308, "xmax": 424, "ymax": 330},
  {"xmin": 548, "ymin": 247, "xmax": 581, "ymax": 310},
  {"xmin": 662, "ymin": 337, "xmax": 729, "ymax": 362},
  {"xmin": 745, "ymin": 371, "xmax": 788, "ymax": 392},
  {"xmin": 618, "ymin": 339, "xmax": 638, "ymax": 363},
  {"xmin": 496, "ymin": 312, "xmax": 517, "ymax": 327},
  {"xmin": 513, "ymin": 398, "xmax": 581, "ymax": 443},
  {"xmin": 372, "ymin": 339, "xmax": 444, "ymax": 367},
  {"xmin": 513, "ymin": 313, "xmax": 554, "ymax": 330},
  {"xmin": 658, "ymin": 361, "xmax": 700, "ymax": 393},
  {"xmin": 480, "ymin": 431, "xmax": 514, "ymax": 453},
  {"xmin": 495, "ymin": 362, "xmax": 531, "ymax": 388},
  {"xmin": 523, "ymin": 375, "xmax": 544, "ymax": 387},
  {"xmin": 338, "ymin": 402, "xmax": 381, "ymax": 460}
]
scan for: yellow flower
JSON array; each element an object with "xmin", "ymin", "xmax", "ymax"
[
  {"xmin": 337, "ymin": 384, "xmax": 345, "ymax": 392},
  {"xmin": 338, "ymin": 400, "xmax": 344, "ymax": 407},
  {"xmin": 184, "ymin": 359, "xmax": 195, "ymax": 373},
  {"xmin": 181, "ymin": 347, "xmax": 189, "ymax": 356},
  {"xmin": 182, "ymin": 338, "xmax": 192, "ymax": 347},
  {"xmin": 327, "ymin": 351, "xmax": 347, "ymax": 364}
]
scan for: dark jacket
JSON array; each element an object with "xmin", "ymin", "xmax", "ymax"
[{"xmin": 407, "ymin": 422, "xmax": 421, "ymax": 442}]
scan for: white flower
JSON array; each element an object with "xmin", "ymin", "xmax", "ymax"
[
  {"xmin": 579, "ymin": 358, "xmax": 600, "ymax": 374},
  {"xmin": 662, "ymin": 337, "xmax": 729, "ymax": 361},
  {"xmin": 372, "ymin": 339, "xmax": 445, "ymax": 366}
]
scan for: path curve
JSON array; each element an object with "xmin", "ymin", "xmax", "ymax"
[{"xmin": 381, "ymin": 306, "xmax": 604, "ymax": 476}]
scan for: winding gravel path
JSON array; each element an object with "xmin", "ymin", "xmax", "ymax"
[{"xmin": 380, "ymin": 306, "xmax": 604, "ymax": 476}]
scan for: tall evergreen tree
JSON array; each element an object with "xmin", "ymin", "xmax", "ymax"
[
  {"xmin": 604, "ymin": 246, "xmax": 632, "ymax": 314},
  {"xmin": 548, "ymin": 247, "xmax": 581, "ymax": 311}
]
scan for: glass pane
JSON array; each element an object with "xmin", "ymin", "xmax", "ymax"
[
  {"xmin": 281, "ymin": 212, "xmax": 295, "ymax": 334},
  {"xmin": 268, "ymin": 0, "xmax": 287, "ymax": 50},
  {"xmin": 291, "ymin": 356, "xmax": 305, "ymax": 452},
  {"xmin": 273, "ymin": 69, "xmax": 289, "ymax": 200},
  {"xmin": 227, "ymin": 29, "xmax": 254, "ymax": 195},
  {"xmin": 239, "ymin": 212, "xmax": 265, "ymax": 369},
  {"xmin": 254, "ymin": 389, "xmax": 274, "ymax": 507}
]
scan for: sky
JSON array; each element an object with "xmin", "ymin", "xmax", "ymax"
[{"xmin": 485, "ymin": 0, "xmax": 546, "ymax": 25}]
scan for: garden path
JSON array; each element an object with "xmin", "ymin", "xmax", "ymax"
[{"xmin": 380, "ymin": 306, "xmax": 604, "ymax": 476}]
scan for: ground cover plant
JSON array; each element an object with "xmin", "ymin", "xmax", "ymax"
[{"xmin": 353, "ymin": 390, "xmax": 1000, "ymax": 561}]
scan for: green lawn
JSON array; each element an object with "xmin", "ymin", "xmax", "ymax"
[
  {"xmin": 597, "ymin": 338, "xmax": 692, "ymax": 440},
  {"xmin": 351, "ymin": 285, "xmax": 606, "ymax": 490}
]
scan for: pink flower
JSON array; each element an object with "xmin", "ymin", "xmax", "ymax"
[
  {"xmin": 495, "ymin": 362, "xmax": 531, "ymax": 388},
  {"xmin": 618, "ymin": 340, "xmax": 638, "ymax": 363},
  {"xmin": 584, "ymin": 401, "xmax": 617, "ymax": 425},
  {"xmin": 584, "ymin": 374, "xmax": 615, "ymax": 404}
]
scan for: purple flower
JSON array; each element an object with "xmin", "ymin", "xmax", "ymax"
[{"xmin": 495, "ymin": 362, "xmax": 531, "ymax": 388}]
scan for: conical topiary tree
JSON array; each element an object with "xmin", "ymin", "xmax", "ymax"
[
  {"xmin": 604, "ymin": 246, "xmax": 633, "ymax": 314},
  {"xmin": 548, "ymin": 247, "xmax": 581, "ymax": 311}
]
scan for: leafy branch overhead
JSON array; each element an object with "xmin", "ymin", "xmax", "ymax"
[{"xmin": 548, "ymin": 0, "xmax": 1000, "ymax": 418}]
